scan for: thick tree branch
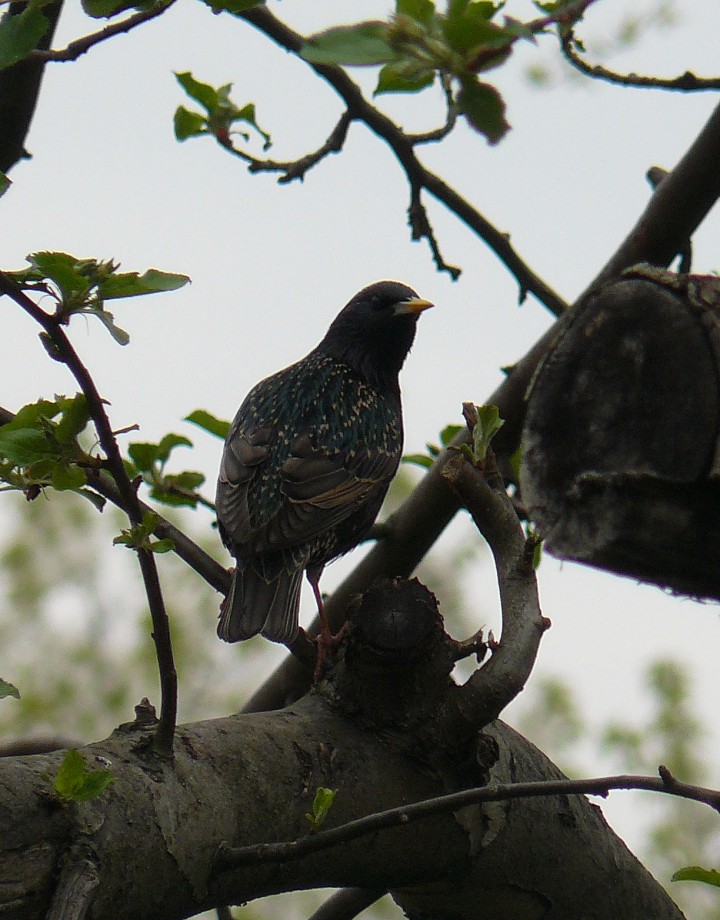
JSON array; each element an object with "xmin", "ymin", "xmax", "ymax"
[
  {"xmin": 306, "ymin": 888, "xmax": 384, "ymax": 920},
  {"xmin": 588, "ymin": 100, "xmax": 720, "ymax": 292},
  {"xmin": 0, "ymin": 670, "xmax": 687, "ymax": 919},
  {"xmin": 0, "ymin": 1, "xmax": 63, "ymax": 172},
  {"xmin": 441, "ymin": 436, "xmax": 548, "ymax": 727},
  {"xmin": 0, "ymin": 275, "xmax": 177, "ymax": 756},
  {"xmin": 46, "ymin": 855, "xmax": 99, "ymax": 920}
]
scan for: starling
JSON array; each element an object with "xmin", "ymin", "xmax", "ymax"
[{"xmin": 216, "ymin": 280, "xmax": 433, "ymax": 654}]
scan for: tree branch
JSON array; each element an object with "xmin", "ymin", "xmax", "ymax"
[
  {"xmin": 561, "ymin": 31, "xmax": 720, "ymax": 91},
  {"xmin": 306, "ymin": 888, "xmax": 384, "ymax": 920},
  {"xmin": 588, "ymin": 100, "xmax": 720, "ymax": 292},
  {"xmin": 222, "ymin": 111, "xmax": 352, "ymax": 184},
  {"xmin": 441, "ymin": 434, "xmax": 548, "ymax": 727},
  {"xmin": 46, "ymin": 855, "xmax": 100, "ymax": 920},
  {"xmin": 0, "ymin": 402, "xmax": 230, "ymax": 595},
  {"xmin": 217, "ymin": 766, "xmax": 720, "ymax": 870},
  {"xmin": 240, "ymin": 6, "xmax": 568, "ymax": 312},
  {"xmin": 28, "ymin": 0, "xmax": 177, "ymax": 63},
  {"xmin": 0, "ymin": 1, "xmax": 63, "ymax": 172},
  {"xmin": 0, "ymin": 275, "xmax": 177, "ymax": 756}
]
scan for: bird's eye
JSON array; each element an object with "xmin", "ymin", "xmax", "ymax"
[{"xmin": 370, "ymin": 294, "xmax": 384, "ymax": 310}]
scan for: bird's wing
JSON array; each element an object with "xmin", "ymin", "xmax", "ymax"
[
  {"xmin": 263, "ymin": 432, "xmax": 399, "ymax": 553},
  {"xmin": 216, "ymin": 425, "xmax": 272, "ymax": 548}
]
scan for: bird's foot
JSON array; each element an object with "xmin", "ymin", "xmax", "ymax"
[{"xmin": 313, "ymin": 622, "xmax": 349, "ymax": 683}]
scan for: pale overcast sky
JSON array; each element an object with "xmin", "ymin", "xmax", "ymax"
[{"xmin": 3, "ymin": 0, "xmax": 720, "ymax": 873}]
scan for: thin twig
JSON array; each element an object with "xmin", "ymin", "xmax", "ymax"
[
  {"xmin": 408, "ymin": 183, "xmax": 462, "ymax": 279},
  {"xmin": 561, "ymin": 32, "xmax": 720, "ymax": 91},
  {"xmin": 216, "ymin": 766, "xmax": 720, "ymax": 870},
  {"xmin": 406, "ymin": 76, "xmax": 458, "ymax": 145},
  {"xmin": 0, "ymin": 403, "xmax": 229, "ymax": 594},
  {"xmin": 241, "ymin": 6, "xmax": 568, "ymax": 314},
  {"xmin": 0, "ymin": 275, "xmax": 177, "ymax": 756},
  {"xmin": 28, "ymin": 0, "xmax": 176, "ymax": 63},
  {"xmin": 222, "ymin": 112, "xmax": 352, "ymax": 184}
]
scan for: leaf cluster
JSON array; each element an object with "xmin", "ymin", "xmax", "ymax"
[
  {"xmin": 403, "ymin": 423, "xmax": 463, "ymax": 469},
  {"xmin": 0, "ymin": 394, "xmax": 103, "ymax": 505},
  {"xmin": 8, "ymin": 252, "xmax": 189, "ymax": 346},
  {"xmin": 52, "ymin": 748, "xmax": 114, "ymax": 803},
  {"xmin": 113, "ymin": 510, "xmax": 174, "ymax": 554},
  {"xmin": 299, "ymin": 0, "xmax": 581, "ymax": 143},
  {"xmin": 125, "ymin": 433, "xmax": 206, "ymax": 509},
  {"xmin": 174, "ymin": 72, "xmax": 271, "ymax": 149}
]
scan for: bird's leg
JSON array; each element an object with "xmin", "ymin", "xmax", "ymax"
[{"xmin": 306, "ymin": 566, "xmax": 339, "ymax": 681}]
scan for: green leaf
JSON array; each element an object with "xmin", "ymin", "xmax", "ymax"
[
  {"xmin": 55, "ymin": 394, "xmax": 91, "ymax": 444},
  {"xmin": 672, "ymin": 867, "xmax": 720, "ymax": 888},
  {"xmin": 53, "ymin": 749, "xmax": 114, "ymax": 803},
  {"xmin": 0, "ymin": 4, "xmax": 49, "ymax": 69},
  {"xmin": 440, "ymin": 424, "xmax": 463, "ymax": 447},
  {"xmin": 175, "ymin": 71, "xmax": 219, "ymax": 112},
  {"xmin": 302, "ymin": 22, "xmax": 399, "ymax": 66},
  {"xmin": 201, "ymin": 0, "xmax": 263, "ymax": 11},
  {"xmin": 185, "ymin": 409, "xmax": 230, "ymax": 440},
  {"xmin": 0, "ymin": 679, "xmax": 20, "ymax": 700},
  {"xmin": 114, "ymin": 511, "xmax": 168, "ymax": 552},
  {"xmin": 77, "ymin": 488, "xmax": 107, "ymax": 512},
  {"xmin": 54, "ymin": 749, "xmax": 86, "ymax": 799},
  {"xmin": 156, "ymin": 433, "xmax": 192, "ymax": 461},
  {"xmin": 472, "ymin": 404, "xmax": 505, "ymax": 461},
  {"xmin": 72, "ymin": 769, "xmax": 115, "ymax": 801},
  {"xmin": 396, "ymin": 0, "xmax": 436, "ymax": 25},
  {"xmin": 509, "ymin": 444, "xmax": 523, "ymax": 480},
  {"xmin": 82, "ymin": 0, "xmax": 154, "ymax": 17},
  {"xmin": 0, "ymin": 170, "xmax": 10, "ymax": 198},
  {"xmin": 51, "ymin": 464, "xmax": 87, "ymax": 492},
  {"xmin": 375, "ymin": 60, "xmax": 435, "ymax": 94},
  {"xmin": 0, "ymin": 428, "xmax": 55, "ymax": 465},
  {"xmin": 97, "ymin": 269, "xmax": 190, "ymax": 300},
  {"xmin": 84, "ymin": 305, "xmax": 130, "ymax": 345},
  {"xmin": 28, "ymin": 251, "xmax": 92, "ymax": 302},
  {"xmin": 402, "ymin": 453, "xmax": 434, "ymax": 469},
  {"xmin": 146, "ymin": 538, "xmax": 174, "ymax": 554},
  {"xmin": 165, "ymin": 470, "xmax": 205, "ymax": 490},
  {"xmin": 128, "ymin": 434, "xmax": 191, "ymax": 474},
  {"xmin": 442, "ymin": 2, "xmax": 506, "ymax": 54},
  {"xmin": 174, "ymin": 106, "xmax": 208, "ymax": 141},
  {"xmin": 174, "ymin": 73, "xmax": 271, "ymax": 149},
  {"xmin": 457, "ymin": 78, "xmax": 509, "ymax": 143},
  {"xmin": 2, "ymin": 399, "xmax": 58, "ymax": 432},
  {"xmin": 128, "ymin": 442, "xmax": 160, "ymax": 473},
  {"xmin": 305, "ymin": 787, "xmax": 338, "ymax": 829}
]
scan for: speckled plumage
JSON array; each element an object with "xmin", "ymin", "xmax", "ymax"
[{"xmin": 216, "ymin": 280, "xmax": 433, "ymax": 645}]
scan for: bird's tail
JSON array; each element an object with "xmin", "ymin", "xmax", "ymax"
[{"xmin": 218, "ymin": 563, "xmax": 302, "ymax": 644}]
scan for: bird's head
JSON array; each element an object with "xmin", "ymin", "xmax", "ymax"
[{"xmin": 318, "ymin": 281, "xmax": 434, "ymax": 392}]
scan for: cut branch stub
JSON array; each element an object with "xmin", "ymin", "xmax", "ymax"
[
  {"xmin": 521, "ymin": 265, "xmax": 720, "ymax": 599},
  {"xmin": 331, "ymin": 578, "xmax": 457, "ymax": 732}
]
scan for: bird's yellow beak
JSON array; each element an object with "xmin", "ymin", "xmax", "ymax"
[{"xmin": 394, "ymin": 297, "xmax": 434, "ymax": 316}]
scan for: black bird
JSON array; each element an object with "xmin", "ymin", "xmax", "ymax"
[{"xmin": 215, "ymin": 280, "xmax": 433, "ymax": 656}]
